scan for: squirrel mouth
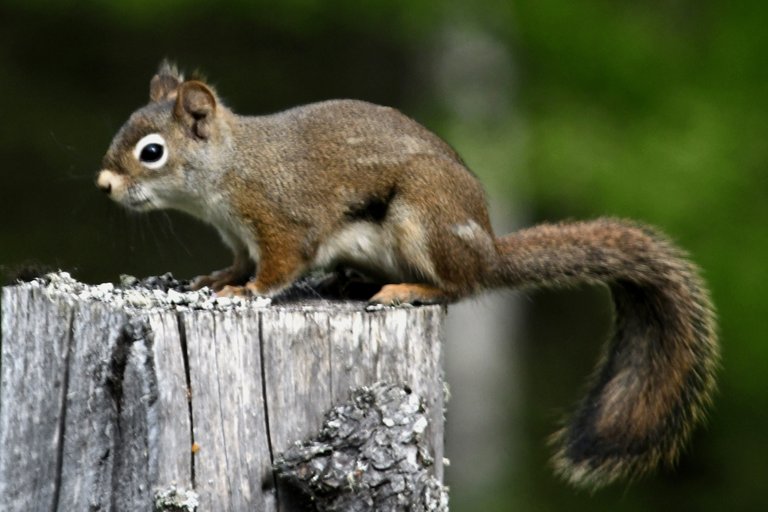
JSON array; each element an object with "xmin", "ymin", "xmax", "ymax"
[{"xmin": 125, "ymin": 194, "xmax": 154, "ymax": 211}]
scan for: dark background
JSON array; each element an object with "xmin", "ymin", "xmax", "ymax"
[{"xmin": 1, "ymin": 1, "xmax": 766, "ymax": 510}]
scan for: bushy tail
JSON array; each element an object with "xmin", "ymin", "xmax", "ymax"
[{"xmin": 492, "ymin": 218, "xmax": 718, "ymax": 488}]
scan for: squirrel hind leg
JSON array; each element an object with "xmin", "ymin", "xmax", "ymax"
[{"xmin": 368, "ymin": 283, "xmax": 454, "ymax": 306}]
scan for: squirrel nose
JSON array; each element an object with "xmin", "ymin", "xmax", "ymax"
[{"xmin": 96, "ymin": 171, "xmax": 113, "ymax": 195}]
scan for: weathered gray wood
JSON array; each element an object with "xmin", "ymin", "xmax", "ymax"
[
  {"xmin": 328, "ymin": 307, "xmax": 446, "ymax": 481},
  {"xmin": 181, "ymin": 308, "xmax": 274, "ymax": 511},
  {"xmin": 145, "ymin": 311, "xmax": 194, "ymax": 489},
  {"xmin": 0, "ymin": 286, "xmax": 76, "ymax": 510},
  {"xmin": 0, "ymin": 275, "xmax": 446, "ymax": 511},
  {"xmin": 57, "ymin": 301, "xmax": 129, "ymax": 510},
  {"xmin": 261, "ymin": 308, "xmax": 335, "ymax": 456}
]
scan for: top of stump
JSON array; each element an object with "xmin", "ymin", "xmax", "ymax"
[{"xmin": 5, "ymin": 271, "xmax": 430, "ymax": 315}]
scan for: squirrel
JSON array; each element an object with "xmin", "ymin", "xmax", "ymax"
[{"xmin": 96, "ymin": 60, "xmax": 719, "ymax": 489}]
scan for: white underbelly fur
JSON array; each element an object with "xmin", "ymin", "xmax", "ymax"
[{"xmin": 313, "ymin": 222, "xmax": 408, "ymax": 281}]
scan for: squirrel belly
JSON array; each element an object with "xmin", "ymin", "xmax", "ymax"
[{"xmin": 97, "ymin": 60, "xmax": 719, "ymax": 489}]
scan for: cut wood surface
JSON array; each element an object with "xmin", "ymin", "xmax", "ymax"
[{"xmin": 0, "ymin": 273, "xmax": 446, "ymax": 511}]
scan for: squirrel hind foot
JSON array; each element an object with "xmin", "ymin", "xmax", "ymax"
[{"xmin": 368, "ymin": 283, "xmax": 453, "ymax": 306}]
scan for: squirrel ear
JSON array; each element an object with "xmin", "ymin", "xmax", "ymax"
[
  {"xmin": 149, "ymin": 59, "xmax": 184, "ymax": 102},
  {"xmin": 174, "ymin": 81, "xmax": 218, "ymax": 139}
]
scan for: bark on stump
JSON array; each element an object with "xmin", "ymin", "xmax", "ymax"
[{"xmin": 0, "ymin": 273, "xmax": 446, "ymax": 511}]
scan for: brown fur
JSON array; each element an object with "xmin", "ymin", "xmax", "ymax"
[
  {"xmin": 97, "ymin": 62, "xmax": 719, "ymax": 489},
  {"xmin": 494, "ymin": 220, "xmax": 718, "ymax": 487}
]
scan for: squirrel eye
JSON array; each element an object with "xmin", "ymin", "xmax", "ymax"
[
  {"xmin": 141, "ymin": 143, "xmax": 163, "ymax": 162},
  {"xmin": 133, "ymin": 133, "xmax": 168, "ymax": 169}
]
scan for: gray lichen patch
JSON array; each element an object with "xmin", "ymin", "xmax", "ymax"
[
  {"xmin": 22, "ymin": 271, "xmax": 271, "ymax": 312},
  {"xmin": 274, "ymin": 383, "xmax": 449, "ymax": 512},
  {"xmin": 153, "ymin": 485, "xmax": 200, "ymax": 511}
]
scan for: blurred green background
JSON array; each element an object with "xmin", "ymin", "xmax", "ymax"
[{"xmin": 1, "ymin": 0, "xmax": 766, "ymax": 510}]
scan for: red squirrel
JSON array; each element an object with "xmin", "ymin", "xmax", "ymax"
[{"xmin": 97, "ymin": 61, "xmax": 719, "ymax": 488}]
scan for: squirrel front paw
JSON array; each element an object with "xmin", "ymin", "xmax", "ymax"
[
  {"xmin": 191, "ymin": 273, "xmax": 219, "ymax": 290},
  {"xmin": 215, "ymin": 284, "xmax": 250, "ymax": 297},
  {"xmin": 192, "ymin": 267, "xmax": 251, "ymax": 292},
  {"xmin": 215, "ymin": 280, "xmax": 267, "ymax": 298}
]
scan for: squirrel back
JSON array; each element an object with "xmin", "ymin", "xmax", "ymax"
[{"xmin": 97, "ymin": 61, "xmax": 719, "ymax": 489}]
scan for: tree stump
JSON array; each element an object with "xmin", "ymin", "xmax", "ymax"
[{"xmin": 0, "ymin": 273, "xmax": 446, "ymax": 511}]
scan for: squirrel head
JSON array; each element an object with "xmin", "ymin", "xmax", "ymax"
[{"xmin": 97, "ymin": 60, "xmax": 230, "ymax": 214}]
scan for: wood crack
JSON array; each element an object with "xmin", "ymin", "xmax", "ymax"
[
  {"xmin": 175, "ymin": 312, "xmax": 196, "ymax": 489},
  {"xmin": 51, "ymin": 304, "xmax": 76, "ymax": 511},
  {"xmin": 258, "ymin": 312, "xmax": 278, "ymax": 498}
]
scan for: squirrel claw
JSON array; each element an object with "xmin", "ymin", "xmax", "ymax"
[
  {"xmin": 191, "ymin": 274, "xmax": 217, "ymax": 291},
  {"xmin": 216, "ymin": 284, "xmax": 250, "ymax": 297},
  {"xmin": 193, "ymin": 267, "xmax": 253, "ymax": 292},
  {"xmin": 215, "ymin": 280, "xmax": 268, "ymax": 298}
]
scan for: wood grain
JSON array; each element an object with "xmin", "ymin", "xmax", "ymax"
[{"xmin": 0, "ymin": 277, "xmax": 445, "ymax": 511}]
